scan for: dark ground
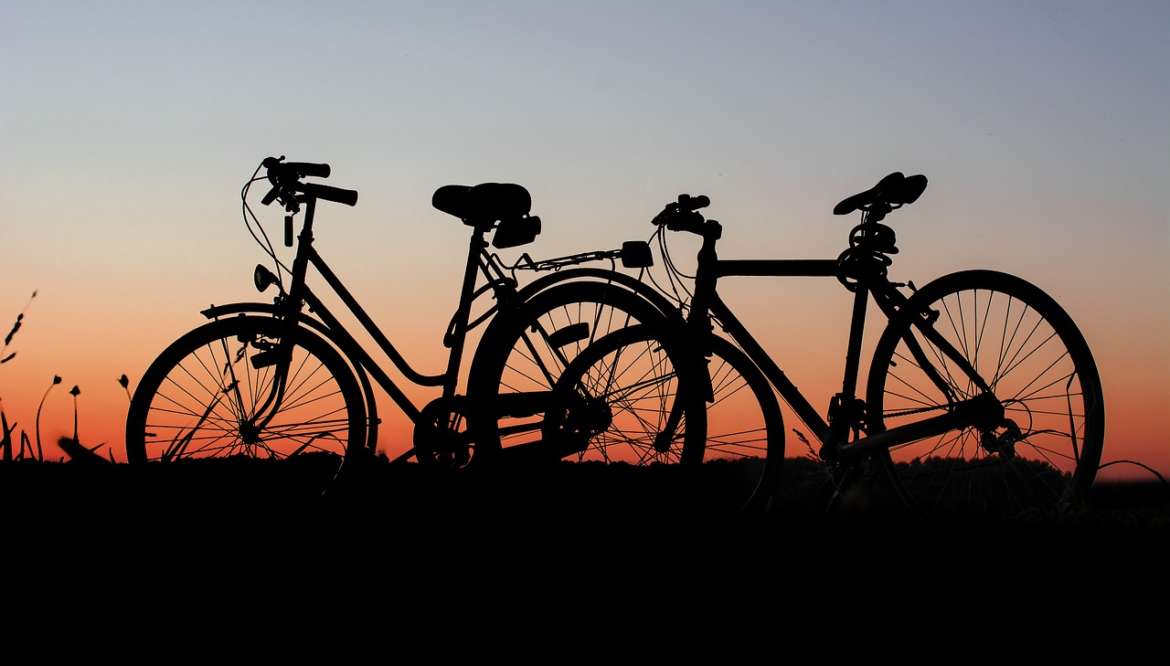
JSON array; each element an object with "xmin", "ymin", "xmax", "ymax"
[
  {"xmin": 4, "ymin": 457, "xmax": 1167, "ymax": 610},
  {"xmin": 4, "ymin": 455, "xmax": 1166, "ymax": 538}
]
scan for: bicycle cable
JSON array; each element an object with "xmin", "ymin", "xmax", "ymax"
[
  {"xmin": 641, "ymin": 227, "xmax": 683, "ymax": 309},
  {"xmin": 240, "ymin": 161, "xmax": 290, "ymax": 291},
  {"xmin": 661, "ymin": 231, "xmax": 697, "ymax": 308}
]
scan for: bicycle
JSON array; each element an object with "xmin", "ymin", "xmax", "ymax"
[
  {"xmin": 546, "ymin": 172, "xmax": 1105, "ymax": 512},
  {"xmin": 124, "ymin": 157, "xmax": 685, "ymax": 469}
]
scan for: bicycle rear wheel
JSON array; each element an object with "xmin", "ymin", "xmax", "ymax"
[
  {"xmin": 125, "ymin": 316, "xmax": 367, "ymax": 465},
  {"xmin": 866, "ymin": 270, "xmax": 1104, "ymax": 512}
]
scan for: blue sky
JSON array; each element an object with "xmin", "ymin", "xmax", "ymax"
[{"xmin": 2, "ymin": 1, "xmax": 1167, "ymax": 467}]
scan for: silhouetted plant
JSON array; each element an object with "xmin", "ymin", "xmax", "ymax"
[
  {"xmin": 2, "ymin": 292, "xmax": 37, "ymax": 462},
  {"xmin": 57, "ymin": 384, "xmax": 108, "ymax": 464},
  {"xmin": 1, "ymin": 407, "xmax": 14, "ymax": 462},
  {"xmin": 58, "ymin": 436, "xmax": 107, "ymax": 464},
  {"xmin": 1, "ymin": 290, "xmax": 36, "ymax": 366},
  {"xmin": 34, "ymin": 375, "xmax": 62, "ymax": 463},
  {"xmin": 118, "ymin": 374, "xmax": 131, "ymax": 402},
  {"xmin": 69, "ymin": 384, "xmax": 80, "ymax": 438}
]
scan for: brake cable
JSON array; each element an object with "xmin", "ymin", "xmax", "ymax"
[{"xmin": 240, "ymin": 161, "xmax": 290, "ymax": 291}]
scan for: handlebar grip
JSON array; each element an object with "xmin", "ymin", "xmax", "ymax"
[
  {"xmin": 679, "ymin": 194, "xmax": 710, "ymax": 212},
  {"xmin": 286, "ymin": 162, "xmax": 331, "ymax": 179},
  {"xmin": 667, "ymin": 210, "xmax": 705, "ymax": 233},
  {"xmin": 300, "ymin": 182, "xmax": 358, "ymax": 206}
]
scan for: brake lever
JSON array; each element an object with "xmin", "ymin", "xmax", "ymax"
[
  {"xmin": 261, "ymin": 187, "xmax": 279, "ymax": 206},
  {"xmin": 650, "ymin": 203, "xmax": 679, "ymax": 226}
]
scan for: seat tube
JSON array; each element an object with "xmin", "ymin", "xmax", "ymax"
[
  {"xmin": 830, "ymin": 284, "xmax": 869, "ymax": 444},
  {"xmin": 841, "ymin": 286, "xmax": 868, "ymax": 397},
  {"xmin": 442, "ymin": 229, "xmax": 487, "ymax": 398}
]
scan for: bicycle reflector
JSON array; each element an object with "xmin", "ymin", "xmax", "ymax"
[
  {"xmin": 493, "ymin": 216, "xmax": 541, "ymax": 249},
  {"xmin": 254, "ymin": 264, "xmax": 278, "ymax": 292},
  {"xmin": 620, "ymin": 241, "xmax": 653, "ymax": 268}
]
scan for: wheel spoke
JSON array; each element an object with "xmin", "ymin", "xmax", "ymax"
[
  {"xmin": 869, "ymin": 275, "xmax": 1100, "ymax": 512},
  {"xmin": 132, "ymin": 321, "xmax": 359, "ymax": 462}
]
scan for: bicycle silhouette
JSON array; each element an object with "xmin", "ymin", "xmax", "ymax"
[
  {"xmin": 543, "ymin": 172, "xmax": 1105, "ymax": 510},
  {"xmin": 125, "ymin": 157, "xmax": 674, "ymax": 468}
]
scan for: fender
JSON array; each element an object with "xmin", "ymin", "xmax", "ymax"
[
  {"xmin": 474, "ymin": 268, "xmax": 682, "ymax": 373},
  {"xmin": 466, "ymin": 269, "xmax": 684, "ymax": 419},
  {"xmin": 200, "ymin": 302, "xmax": 381, "ymax": 454},
  {"xmin": 510, "ymin": 267, "xmax": 678, "ymax": 320}
]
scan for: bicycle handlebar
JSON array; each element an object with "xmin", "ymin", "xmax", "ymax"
[
  {"xmin": 651, "ymin": 194, "xmax": 715, "ymax": 236},
  {"xmin": 260, "ymin": 156, "xmax": 358, "ymax": 207},
  {"xmin": 262, "ymin": 157, "xmax": 330, "ymax": 180},
  {"xmin": 287, "ymin": 161, "xmax": 330, "ymax": 179},
  {"xmin": 301, "ymin": 182, "xmax": 359, "ymax": 207}
]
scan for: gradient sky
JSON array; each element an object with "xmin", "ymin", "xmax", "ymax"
[{"xmin": 2, "ymin": 1, "xmax": 1167, "ymax": 477}]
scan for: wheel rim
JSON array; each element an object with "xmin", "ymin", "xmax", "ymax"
[
  {"xmin": 702, "ymin": 350, "xmax": 775, "ymax": 463},
  {"xmin": 871, "ymin": 279, "xmax": 1101, "ymax": 511},
  {"xmin": 487, "ymin": 288, "xmax": 662, "ymax": 454},
  {"xmin": 134, "ymin": 322, "xmax": 360, "ymax": 462},
  {"xmin": 546, "ymin": 328, "xmax": 688, "ymax": 464}
]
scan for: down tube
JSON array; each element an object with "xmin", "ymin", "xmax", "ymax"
[{"xmin": 709, "ymin": 295, "xmax": 833, "ymax": 444}]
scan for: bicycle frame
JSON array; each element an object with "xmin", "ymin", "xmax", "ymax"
[
  {"xmin": 684, "ymin": 222, "xmax": 1004, "ymax": 464},
  {"xmin": 242, "ymin": 195, "xmax": 515, "ymax": 430},
  {"xmin": 220, "ymin": 193, "xmax": 662, "ymax": 448}
]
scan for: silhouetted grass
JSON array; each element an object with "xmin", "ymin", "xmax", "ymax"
[
  {"xmin": 0, "ymin": 455, "xmax": 1164, "ymax": 537},
  {"xmin": 2, "ymin": 291, "xmax": 113, "ymax": 464}
]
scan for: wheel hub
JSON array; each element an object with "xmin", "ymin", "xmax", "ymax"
[
  {"xmin": 239, "ymin": 421, "xmax": 263, "ymax": 445},
  {"xmin": 980, "ymin": 418, "xmax": 1022, "ymax": 458},
  {"xmin": 567, "ymin": 397, "xmax": 612, "ymax": 438},
  {"xmin": 548, "ymin": 395, "xmax": 613, "ymax": 454}
]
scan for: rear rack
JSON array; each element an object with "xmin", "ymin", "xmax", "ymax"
[
  {"xmin": 492, "ymin": 240, "xmax": 653, "ymax": 276},
  {"xmin": 500, "ymin": 249, "xmax": 625, "ymax": 273}
]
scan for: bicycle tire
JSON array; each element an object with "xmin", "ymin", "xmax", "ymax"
[
  {"xmin": 865, "ymin": 270, "xmax": 1104, "ymax": 512},
  {"xmin": 543, "ymin": 326, "xmax": 784, "ymax": 510},
  {"xmin": 125, "ymin": 316, "xmax": 367, "ymax": 465},
  {"xmin": 467, "ymin": 280, "xmax": 673, "ymax": 461},
  {"xmin": 540, "ymin": 323, "xmax": 702, "ymax": 464},
  {"xmin": 694, "ymin": 335, "xmax": 786, "ymax": 508}
]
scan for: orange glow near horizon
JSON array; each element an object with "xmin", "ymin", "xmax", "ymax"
[
  {"xmin": 1, "ymin": 250, "xmax": 1165, "ymax": 481},
  {"xmin": 2, "ymin": 2, "xmax": 1166, "ymax": 481}
]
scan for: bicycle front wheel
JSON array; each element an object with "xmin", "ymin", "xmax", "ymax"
[
  {"xmin": 540, "ymin": 323, "xmax": 701, "ymax": 465},
  {"xmin": 125, "ymin": 316, "xmax": 367, "ymax": 464},
  {"xmin": 866, "ymin": 270, "xmax": 1104, "ymax": 512},
  {"xmin": 467, "ymin": 280, "xmax": 671, "ymax": 461},
  {"xmin": 543, "ymin": 327, "xmax": 784, "ymax": 510},
  {"xmin": 696, "ymin": 335, "xmax": 785, "ymax": 507}
]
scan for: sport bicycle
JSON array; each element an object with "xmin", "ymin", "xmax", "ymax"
[
  {"xmin": 542, "ymin": 172, "xmax": 1105, "ymax": 511},
  {"xmin": 125, "ymin": 157, "xmax": 690, "ymax": 468}
]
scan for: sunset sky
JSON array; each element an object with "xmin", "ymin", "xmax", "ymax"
[{"xmin": 2, "ymin": 1, "xmax": 1167, "ymax": 478}]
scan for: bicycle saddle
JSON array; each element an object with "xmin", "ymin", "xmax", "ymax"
[
  {"xmin": 833, "ymin": 172, "xmax": 928, "ymax": 216},
  {"xmin": 433, "ymin": 183, "xmax": 531, "ymax": 226}
]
